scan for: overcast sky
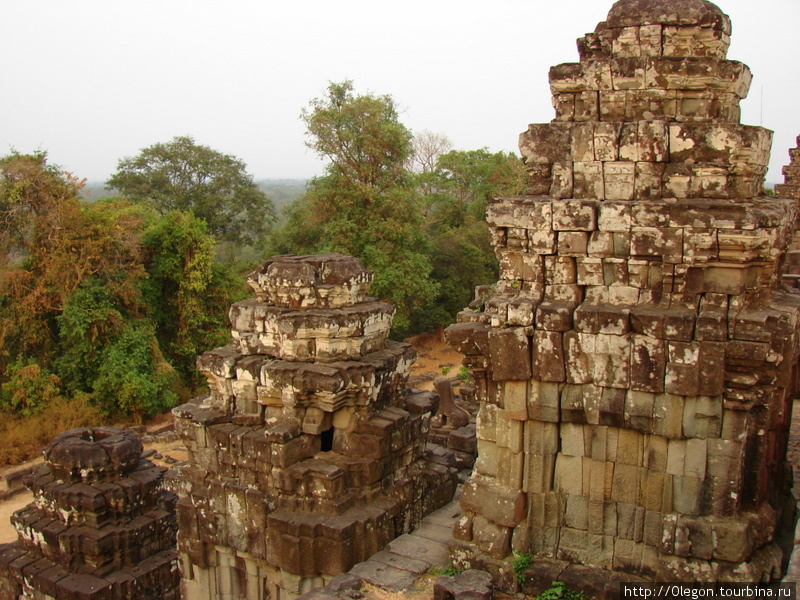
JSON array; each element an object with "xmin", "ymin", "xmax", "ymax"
[{"xmin": 0, "ymin": 0, "xmax": 797, "ymax": 184}]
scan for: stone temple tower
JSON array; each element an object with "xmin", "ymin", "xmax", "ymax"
[
  {"xmin": 173, "ymin": 254, "xmax": 456, "ymax": 599},
  {"xmin": 0, "ymin": 428, "xmax": 178, "ymax": 599},
  {"xmin": 447, "ymin": 0, "xmax": 800, "ymax": 588},
  {"xmin": 775, "ymin": 136, "xmax": 800, "ymax": 286}
]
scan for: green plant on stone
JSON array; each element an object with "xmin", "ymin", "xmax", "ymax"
[
  {"xmin": 441, "ymin": 365, "xmax": 452, "ymax": 376},
  {"xmin": 535, "ymin": 581, "xmax": 587, "ymax": 600},
  {"xmin": 427, "ymin": 564, "xmax": 463, "ymax": 577},
  {"xmin": 457, "ymin": 366, "xmax": 472, "ymax": 384},
  {"xmin": 512, "ymin": 551, "xmax": 533, "ymax": 586}
]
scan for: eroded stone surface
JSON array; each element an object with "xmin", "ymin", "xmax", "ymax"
[
  {"xmin": 0, "ymin": 428, "xmax": 178, "ymax": 599},
  {"xmin": 447, "ymin": 0, "xmax": 798, "ymax": 590},
  {"xmin": 247, "ymin": 254, "xmax": 374, "ymax": 309},
  {"xmin": 174, "ymin": 254, "xmax": 458, "ymax": 600},
  {"xmin": 776, "ymin": 136, "xmax": 800, "ymax": 289}
]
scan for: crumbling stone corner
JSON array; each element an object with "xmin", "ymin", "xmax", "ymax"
[{"xmin": 447, "ymin": 0, "xmax": 800, "ymax": 591}]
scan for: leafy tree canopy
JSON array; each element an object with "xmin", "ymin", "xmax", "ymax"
[
  {"xmin": 0, "ymin": 150, "xmax": 84, "ymax": 262},
  {"xmin": 302, "ymin": 81, "xmax": 413, "ymax": 196},
  {"xmin": 285, "ymin": 82, "xmax": 437, "ymax": 334},
  {"xmin": 107, "ymin": 136, "xmax": 275, "ymax": 245},
  {"xmin": 0, "ymin": 151, "xmax": 234, "ymax": 421},
  {"xmin": 410, "ymin": 146, "xmax": 528, "ymax": 332}
]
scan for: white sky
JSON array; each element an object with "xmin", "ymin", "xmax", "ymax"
[{"xmin": 0, "ymin": 0, "xmax": 797, "ymax": 184}]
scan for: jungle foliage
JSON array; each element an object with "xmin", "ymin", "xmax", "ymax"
[
  {"xmin": 0, "ymin": 151, "xmax": 233, "ymax": 430},
  {"xmin": 273, "ymin": 81, "xmax": 527, "ymax": 335},
  {"xmin": 0, "ymin": 82, "xmax": 525, "ymax": 464},
  {"xmin": 107, "ymin": 135, "xmax": 276, "ymax": 246}
]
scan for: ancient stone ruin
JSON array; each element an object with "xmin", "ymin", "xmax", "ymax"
[
  {"xmin": 173, "ymin": 253, "xmax": 457, "ymax": 599},
  {"xmin": 776, "ymin": 136, "xmax": 800, "ymax": 287},
  {"xmin": 0, "ymin": 428, "xmax": 178, "ymax": 599},
  {"xmin": 776, "ymin": 137, "xmax": 800, "ymax": 202},
  {"xmin": 447, "ymin": 0, "xmax": 800, "ymax": 589}
]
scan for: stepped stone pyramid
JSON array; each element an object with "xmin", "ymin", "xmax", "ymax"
[
  {"xmin": 446, "ymin": 0, "xmax": 800, "ymax": 590},
  {"xmin": 173, "ymin": 254, "xmax": 457, "ymax": 599},
  {"xmin": 0, "ymin": 428, "xmax": 178, "ymax": 599}
]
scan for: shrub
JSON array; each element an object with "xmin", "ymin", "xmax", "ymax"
[
  {"xmin": 0, "ymin": 360, "xmax": 64, "ymax": 417},
  {"xmin": 0, "ymin": 394, "xmax": 102, "ymax": 466}
]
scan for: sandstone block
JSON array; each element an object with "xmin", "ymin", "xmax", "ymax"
[
  {"xmin": 461, "ymin": 479, "xmax": 527, "ymax": 529},
  {"xmin": 488, "ymin": 328, "xmax": 531, "ymax": 381},
  {"xmin": 532, "ymin": 330, "xmax": 566, "ymax": 383}
]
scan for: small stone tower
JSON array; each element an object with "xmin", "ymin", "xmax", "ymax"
[
  {"xmin": 775, "ymin": 136, "xmax": 800, "ymax": 286},
  {"xmin": 447, "ymin": 0, "xmax": 800, "ymax": 590},
  {"xmin": 0, "ymin": 428, "xmax": 179, "ymax": 599},
  {"xmin": 775, "ymin": 136, "xmax": 800, "ymax": 203},
  {"xmin": 173, "ymin": 254, "xmax": 456, "ymax": 599}
]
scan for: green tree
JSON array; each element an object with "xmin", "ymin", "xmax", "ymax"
[
  {"xmin": 413, "ymin": 148, "xmax": 527, "ymax": 331},
  {"xmin": 424, "ymin": 149, "xmax": 528, "ymax": 231},
  {"xmin": 91, "ymin": 323, "xmax": 177, "ymax": 419},
  {"xmin": 0, "ymin": 359, "xmax": 64, "ymax": 417},
  {"xmin": 281, "ymin": 81, "xmax": 438, "ymax": 333},
  {"xmin": 107, "ymin": 136, "xmax": 275, "ymax": 245},
  {"xmin": 141, "ymin": 210, "xmax": 234, "ymax": 384},
  {"xmin": 0, "ymin": 153, "xmax": 145, "ymax": 366},
  {"xmin": 0, "ymin": 151, "xmax": 235, "ymax": 419},
  {"xmin": 302, "ymin": 81, "xmax": 413, "ymax": 195}
]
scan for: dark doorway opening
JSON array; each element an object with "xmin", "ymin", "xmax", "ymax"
[{"xmin": 321, "ymin": 426, "xmax": 335, "ymax": 452}]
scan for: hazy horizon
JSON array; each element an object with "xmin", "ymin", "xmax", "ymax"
[{"xmin": 1, "ymin": 0, "xmax": 798, "ymax": 184}]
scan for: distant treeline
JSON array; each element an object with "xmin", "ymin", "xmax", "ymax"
[
  {"xmin": 0, "ymin": 81, "xmax": 527, "ymax": 465},
  {"xmin": 82, "ymin": 178, "xmax": 308, "ymax": 215}
]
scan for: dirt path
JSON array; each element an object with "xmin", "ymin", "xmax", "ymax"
[
  {"xmin": 0, "ymin": 491, "xmax": 32, "ymax": 543},
  {"xmin": 406, "ymin": 332, "xmax": 465, "ymax": 391}
]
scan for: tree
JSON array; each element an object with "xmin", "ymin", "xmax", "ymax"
[
  {"xmin": 423, "ymin": 148, "xmax": 528, "ymax": 230},
  {"xmin": 408, "ymin": 131, "xmax": 453, "ymax": 198},
  {"xmin": 140, "ymin": 210, "xmax": 234, "ymax": 383},
  {"xmin": 0, "ymin": 153, "xmax": 145, "ymax": 365},
  {"xmin": 0, "ymin": 150, "xmax": 237, "ymax": 420},
  {"xmin": 411, "ymin": 148, "xmax": 528, "ymax": 331},
  {"xmin": 302, "ymin": 81, "xmax": 413, "ymax": 196},
  {"xmin": 408, "ymin": 131, "xmax": 453, "ymax": 175},
  {"xmin": 107, "ymin": 136, "xmax": 275, "ymax": 245},
  {"xmin": 282, "ymin": 81, "xmax": 437, "ymax": 333},
  {"xmin": 0, "ymin": 151, "xmax": 84, "ymax": 263}
]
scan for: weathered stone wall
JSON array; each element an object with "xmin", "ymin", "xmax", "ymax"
[
  {"xmin": 0, "ymin": 428, "xmax": 179, "ymax": 599},
  {"xmin": 447, "ymin": 0, "xmax": 800, "ymax": 588},
  {"xmin": 173, "ymin": 254, "xmax": 456, "ymax": 599},
  {"xmin": 776, "ymin": 136, "xmax": 800, "ymax": 287}
]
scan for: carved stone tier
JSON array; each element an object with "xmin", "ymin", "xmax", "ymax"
[
  {"xmin": 229, "ymin": 299, "xmax": 395, "ymax": 362},
  {"xmin": 246, "ymin": 254, "xmax": 374, "ymax": 309},
  {"xmin": 174, "ymin": 254, "xmax": 457, "ymax": 600},
  {"xmin": 0, "ymin": 428, "xmax": 178, "ymax": 600}
]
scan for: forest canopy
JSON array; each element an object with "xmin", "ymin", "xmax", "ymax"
[
  {"xmin": 0, "ymin": 82, "xmax": 526, "ymax": 463},
  {"xmin": 0, "ymin": 151, "xmax": 236, "ymax": 463}
]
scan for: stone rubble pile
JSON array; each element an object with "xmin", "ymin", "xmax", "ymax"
[
  {"xmin": 447, "ymin": 0, "xmax": 800, "ymax": 590},
  {"xmin": 173, "ymin": 254, "xmax": 457, "ymax": 600},
  {"xmin": 0, "ymin": 428, "xmax": 179, "ymax": 599}
]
